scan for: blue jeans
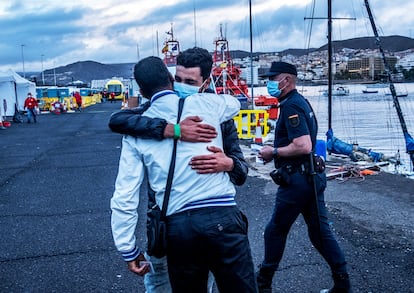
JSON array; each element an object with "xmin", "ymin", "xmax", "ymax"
[
  {"xmin": 26, "ymin": 108, "xmax": 36, "ymax": 123},
  {"xmin": 143, "ymin": 253, "xmax": 215, "ymax": 293},
  {"xmin": 166, "ymin": 206, "xmax": 257, "ymax": 293},
  {"xmin": 262, "ymin": 171, "xmax": 347, "ymax": 275},
  {"xmin": 144, "ymin": 254, "xmax": 171, "ymax": 293}
]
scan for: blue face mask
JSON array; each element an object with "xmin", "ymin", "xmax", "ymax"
[
  {"xmin": 267, "ymin": 80, "xmax": 281, "ymax": 97},
  {"xmin": 173, "ymin": 82, "xmax": 200, "ymax": 98}
]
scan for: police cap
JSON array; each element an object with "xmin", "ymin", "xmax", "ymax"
[{"xmin": 260, "ymin": 61, "xmax": 297, "ymax": 78}]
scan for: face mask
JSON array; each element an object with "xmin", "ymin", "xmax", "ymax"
[
  {"xmin": 267, "ymin": 80, "xmax": 281, "ymax": 97},
  {"xmin": 173, "ymin": 82, "xmax": 200, "ymax": 98}
]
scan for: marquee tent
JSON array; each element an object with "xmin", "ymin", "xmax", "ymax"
[{"xmin": 0, "ymin": 69, "xmax": 36, "ymax": 117}]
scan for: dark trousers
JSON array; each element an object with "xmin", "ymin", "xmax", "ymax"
[
  {"xmin": 166, "ymin": 206, "xmax": 258, "ymax": 293},
  {"xmin": 27, "ymin": 108, "xmax": 36, "ymax": 123},
  {"xmin": 262, "ymin": 171, "xmax": 347, "ymax": 275}
]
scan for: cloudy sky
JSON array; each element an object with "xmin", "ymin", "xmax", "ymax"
[{"xmin": 1, "ymin": 0, "xmax": 413, "ymax": 73}]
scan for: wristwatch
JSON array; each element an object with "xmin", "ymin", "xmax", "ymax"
[{"xmin": 273, "ymin": 148, "xmax": 279, "ymax": 157}]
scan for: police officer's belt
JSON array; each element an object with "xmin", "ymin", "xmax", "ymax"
[{"xmin": 279, "ymin": 162, "xmax": 310, "ymax": 175}]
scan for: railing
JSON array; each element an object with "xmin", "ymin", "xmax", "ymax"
[{"xmin": 233, "ymin": 109, "xmax": 270, "ymax": 139}]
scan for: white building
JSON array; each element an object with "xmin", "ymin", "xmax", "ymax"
[{"xmin": 396, "ymin": 53, "xmax": 414, "ymax": 70}]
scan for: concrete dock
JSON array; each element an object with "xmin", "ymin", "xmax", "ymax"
[{"xmin": 1, "ymin": 102, "xmax": 413, "ymax": 292}]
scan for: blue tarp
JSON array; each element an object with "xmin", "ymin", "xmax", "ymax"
[
  {"xmin": 326, "ymin": 128, "xmax": 384, "ymax": 162},
  {"xmin": 404, "ymin": 132, "xmax": 414, "ymax": 153}
]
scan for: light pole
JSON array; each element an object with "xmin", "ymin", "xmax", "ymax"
[
  {"xmin": 21, "ymin": 44, "xmax": 26, "ymax": 78},
  {"xmin": 53, "ymin": 62, "xmax": 57, "ymax": 86},
  {"xmin": 137, "ymin": 43, "xmax": 140, "ymax": 61},
  {"xmin": 41, "ymin": 54, "xmax": 45, "ymax": 85}
]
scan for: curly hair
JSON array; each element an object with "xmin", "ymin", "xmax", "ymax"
[{"xmin": 176, "ymin": 47, "xmax": 213, "ymax": 81}]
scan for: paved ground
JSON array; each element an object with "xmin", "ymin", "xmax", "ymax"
[{"xmin": 1, "ymin": 102, "xmax": 413, "ymax": 292}]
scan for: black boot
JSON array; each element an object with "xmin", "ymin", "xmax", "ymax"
[
  {"xmin": 256, "ymin": 265, "xmax": 274, "ymax": 293},
  {"xmin": 320, "ymin": 273, "xmax": 351, "ymax": 293}
]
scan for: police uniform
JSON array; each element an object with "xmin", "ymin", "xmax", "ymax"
[{"xmin": 256, "ymin": 62, "xmax": 350, "ymax": 293}]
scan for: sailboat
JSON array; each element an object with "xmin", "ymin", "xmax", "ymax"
[
  {"xmin": 320, "ymin": 0, "xmax": 414, "ymax": 171},
  {"xmin": 363, "ymin": 0, "xmax": 414, "ymax": 170}
]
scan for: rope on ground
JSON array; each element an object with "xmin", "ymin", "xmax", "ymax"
[{"xmin": 327, "ymin": 164, "xmax": 380, "ymax": 183}]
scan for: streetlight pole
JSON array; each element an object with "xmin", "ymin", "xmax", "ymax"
[
  {"xmin": 137, "ymin": 43, "xmax": 140, "ymax": 61},
  {"xmin": 41, "ymin": 54, "xmax": 45, "ymax": 85},
  {"xmin": 21, "ymin": 44, "xmax": 26, "ymax": 78},
  {"xmin": 53, "ymin": 62, "xmax": 57, "ymax": 86}
]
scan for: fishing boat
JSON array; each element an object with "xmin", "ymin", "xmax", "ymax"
[
  {"xmin": 211, "ymin": 25, "xmax": 249, "ymax": 101},
  {"xmin": 161, "ymin": 24, "xmax": 180, "ymax": 68}
]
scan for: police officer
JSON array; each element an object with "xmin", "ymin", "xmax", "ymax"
[{"xmin": 256, "ymin": 62, "xmax": 351, "ymax": 293}]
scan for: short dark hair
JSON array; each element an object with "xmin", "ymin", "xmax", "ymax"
[
  {"xmin": 176, "ymin": 47, "xmax": 213, "ymax": 81},
  {"xmin": 133, "ymin": 56, "xmax": 173, "ymax": 98}
]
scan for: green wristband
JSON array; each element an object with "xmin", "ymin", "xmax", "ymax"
[{"xmin": 173, "ymin": 124, "xmax": 181, "ymax": 139}]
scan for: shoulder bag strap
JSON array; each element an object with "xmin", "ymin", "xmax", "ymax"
[{"xmin": 161, "ymin": 98, "xmax": 185, "ymax": 218}]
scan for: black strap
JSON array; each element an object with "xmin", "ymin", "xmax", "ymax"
[{"xmin": 161, "ymin": 98, "xmax": 185, "ymax": 218}]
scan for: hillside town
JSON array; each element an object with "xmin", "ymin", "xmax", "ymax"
[{"xmin": 237, "ymin": 47, "xmax": 414, "ymax": 86}]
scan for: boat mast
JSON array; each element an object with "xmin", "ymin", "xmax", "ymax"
[
  {"xmin": 193, "ymin": 0, "xmax": 197, "ymax": 46},
  {"xmin": 364, "ymin": 0, "xmax": 414, "ymax": 170},
  {"xmin": 249, "ymin": 0, "xmax": 254, "ymax": 99},
  {"xmin": 327, "ymin": 0, "xmax": 332, "ymax": 130},
  {"xmin": 304, "ymin": 0, "xmax": 354, "ymax": 129}
]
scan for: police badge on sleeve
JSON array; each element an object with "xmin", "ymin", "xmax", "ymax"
[{"xmin": 288, "ymin": 114, "xmax": 300, "ymax": 127}]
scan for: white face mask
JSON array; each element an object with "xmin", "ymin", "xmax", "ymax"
[{"xmin": 173, "ymin": 82, "xmax": 200, "ymax": 98}]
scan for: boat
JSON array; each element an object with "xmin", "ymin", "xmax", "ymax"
[
  {"xmin": 306, "ymin": 0, "xmax": 413, "ymax": 170},
  {"xmin": 366, "ymin": 83, "xmax": 388, "ymax": 88},
  {"xmin": 385, "ymin": 92, "xmax": 408, "ymax": 98},
  {"xmin": 362, "ymin": 0, "xmax": 413, "ymax": 169},
  {"xmin": 161, "ymin": 23, "xmax": 180, "ymax": 68},
  {"xmin": 323, "ymin": 86, "xmax": 349, "ymax": 96},
  {"xmin": 211, "ymin": 25, "xmax": 249, "ymax": 101},
  {"xmin": 362, "ymin": 88, "xmax": 379, "ymax": 94}
]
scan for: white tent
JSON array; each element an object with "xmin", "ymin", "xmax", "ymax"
[{"xmin": 0, "ymin": 69, "xmax": 36, "ymax": 117}]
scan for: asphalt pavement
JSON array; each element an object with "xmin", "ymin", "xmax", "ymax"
[{"xmin": 1, "ymin": 101, "xmax": 413, "ymax": 292}]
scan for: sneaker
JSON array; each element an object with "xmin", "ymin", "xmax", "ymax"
[
  {"xmin": 320, "ymin": 273, "xmax": 351, "ymax": 293},
  {"xmin": 320, "ymin": 289, "xmax": 351, "ymax": 293}
]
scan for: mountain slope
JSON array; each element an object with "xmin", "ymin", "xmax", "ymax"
[{"xmin": 33, "ymin": 35, "xmax": 414, "ymax": 86}]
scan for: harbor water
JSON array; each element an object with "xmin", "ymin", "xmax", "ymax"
[{"xmin": 250, "ymin": 83, "xmax": 414, "ymax": 173}]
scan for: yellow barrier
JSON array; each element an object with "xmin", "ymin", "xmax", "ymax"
[
  {"xmin": 62, "ymin": 98, "xmax": 75, "ymax": 111},
  {"xmin": 233, "ymin": 110, "xmax": 270, "ymax": 139},
  {"xmin": 38, "ymin": 98, "xmax": 59, "ymax": 111},
  {"xmin": 39, "ymin": 94, "xmax": 103, "ymax": 112}
]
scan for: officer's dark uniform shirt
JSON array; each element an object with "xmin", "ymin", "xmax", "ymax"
[{"xmin": 274, "ymin": 89, "xmax": 318, "ymax": 168}]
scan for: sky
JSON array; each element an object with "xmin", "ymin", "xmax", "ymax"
[{"xmin": 1, "ymin": 0, "xmax": 413, "ymax": 73}]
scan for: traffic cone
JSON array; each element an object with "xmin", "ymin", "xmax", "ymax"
[{"xmin": 254, "ymin": 118, "xmax": 263, "ymax": 145}]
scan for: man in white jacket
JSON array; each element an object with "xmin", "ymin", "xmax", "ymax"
[{"xmin": 110, "ymin": 56, "xmax": 257, "ymax": 293}]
